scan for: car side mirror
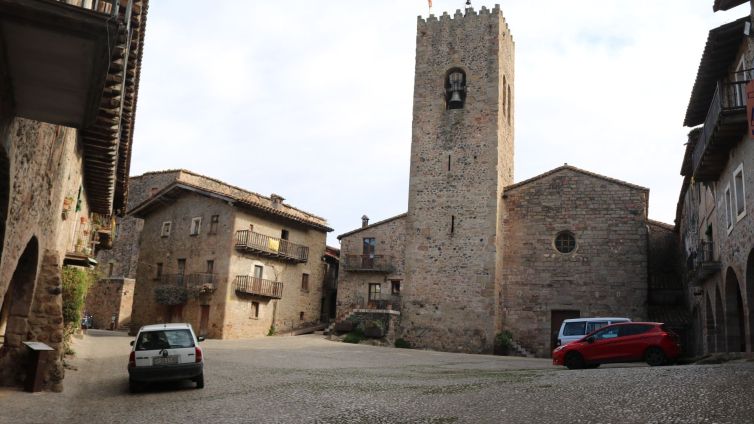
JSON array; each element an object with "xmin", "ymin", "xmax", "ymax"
[
  {"xmin": 197, "ymin": 336, "xmax": 205, "ymax": 342},
  {"xmin": 130, "ymin": 340, "xmax": 135, "ymax": 346},
  {"xmin": 586, "ymin": 337, "xmax": 595, "ymax": 344}
]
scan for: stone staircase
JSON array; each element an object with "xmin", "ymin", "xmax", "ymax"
[{"xmin": 509, "ymin": 338, "xmax": 536, "ymax": 358}]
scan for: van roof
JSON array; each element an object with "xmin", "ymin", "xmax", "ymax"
[
  {"xmin": 561, "ymin": 317, "xmax": 630, "ymax": 323},
  {"xmin": 139, "ymin": 323, "xmax": 193, "ymax": 332}
]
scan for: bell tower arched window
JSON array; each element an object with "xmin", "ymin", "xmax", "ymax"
[{"xmin": 445, "ymin": 68, "xmax": 467, "ymax": 110}]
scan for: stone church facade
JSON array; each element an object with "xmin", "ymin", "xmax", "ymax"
[{"xmin": 335, "ymin": 5, "xmax": 671, "ymax": 356}]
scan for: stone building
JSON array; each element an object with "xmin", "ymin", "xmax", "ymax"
[
  {"xmin": 129, "ymin": 170, "xmax": 332, "ymax": 338},
  {"xmin": 86, "ymin": 170, "xmax": 182, "ymax": 330},
  {"xmin": 334, "ymin": 5, "xmax": 675, "ymax": 356},
  {"xmin": 0, "ymin": 0, "xmax": 148, "ymax": 390},
  {"xmin": 676, "ymin": 0, "xmax": 754, "ymax": 356}
]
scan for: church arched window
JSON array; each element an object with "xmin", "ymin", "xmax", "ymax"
[{"xmin": 445, "ymin": 68, "xmax": 467, "ymax": 110}]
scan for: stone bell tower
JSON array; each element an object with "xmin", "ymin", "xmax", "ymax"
[{"xmin": 401, "ymin": 4, "xmax": 514, "ymax": 353}]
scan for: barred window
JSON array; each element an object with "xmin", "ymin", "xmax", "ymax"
[{"xmin": 555, "ymin": 232, "xmax": 576, "ymax": 254}]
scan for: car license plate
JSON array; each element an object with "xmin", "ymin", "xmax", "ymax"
[{"xmin": 152, "ymin": 355, "xmax": 178, "ymax": 365}]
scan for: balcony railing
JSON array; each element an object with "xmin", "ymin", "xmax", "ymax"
[
  {"xmin": 692, "ymin": 75, "xmax": 749, "ymax": 181},
  {"xmin": 691, "ymin": 241, "xmax": 721, "ymax": 285},
  {"xmin": 234, "ymin": 275, "xmax": 284, "ymax": 299},
  {"xmin": 159, "ymin": 273, "xmax": 216, "ymax": 290},
  {"xmin": 366, "ymin": 293, "xmax": 402, "ymax": 311},
  {"xmin": 341, "ymin": 255, "xmax": 395, "ymax": 273},
  {"xmin": 235, "ymin": 230, "xmax": 309, "ymax": 263}
]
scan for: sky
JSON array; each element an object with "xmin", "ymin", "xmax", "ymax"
[{"xmin": 130, "ymin": 0, "xmax": 746, "ymax": 246}]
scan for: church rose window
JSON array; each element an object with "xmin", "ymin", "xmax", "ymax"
[{"xmin": 554, "ymin": 231, "xmax": 576, "ymax": 254}]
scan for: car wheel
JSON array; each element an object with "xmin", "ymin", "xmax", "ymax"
[
  {"xmin": 645, "ymin": 347, "xmax": 667, "ymax": 367},
  {"xmin": 195, "ymin": 372, "xmax": 204, "ymax": 389},
  {"xmin": 564, "ymin": 352, "xmax": 584, "ymax": 370}
]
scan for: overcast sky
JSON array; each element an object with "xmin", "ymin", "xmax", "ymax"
[{"xmin": 131, "ymin": 0, "xmax": 745, "ymax": 246}]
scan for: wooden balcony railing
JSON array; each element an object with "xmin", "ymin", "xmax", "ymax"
[
  {"xmin": 234, "ymin": 275, "xmax": 284, "ymax": 299},
  {"xmin": 342, "ymin": 255, "xmax": 395, "ymax": 273},
  {"xmin": 692, "ymin": 75, "xmax": 749, "ymax": 181},
  {"xmin": 234, "ymin": 230, "xmax": 309, "ymax": 263}
]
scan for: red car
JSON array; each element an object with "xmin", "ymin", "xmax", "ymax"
[{"xmin": 552, "ymin": 322, "xmax": 681, "ymax": 369}]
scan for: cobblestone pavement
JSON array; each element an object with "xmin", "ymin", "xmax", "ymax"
[{"xmin": 1, "ymin": 330, "xmax": 753, "ymax": 423}]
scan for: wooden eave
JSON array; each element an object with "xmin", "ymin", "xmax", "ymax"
[
  {"xmin": 683, "ymin": 16, "xmax": 749, "ymax": 127},
  {"xmin": 713, "ymin": 0, "xmax": 748, "ymax": 11}
]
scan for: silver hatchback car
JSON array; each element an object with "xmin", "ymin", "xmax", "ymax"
[{"xmin": 127, "ymin": 323, "xmax": 205, "ymax": 393}]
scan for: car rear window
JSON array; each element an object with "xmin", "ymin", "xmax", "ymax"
[
  {"xmin": 562, "ymin": 322, "xmax": 586, "ymax": 336},
  {"xmin": 136, "ymin": 329, "xmax": 195, "ymax": 351},
  {"xmin": 620, "ymin": 324, "xmax": 654, "ymax": 337}
]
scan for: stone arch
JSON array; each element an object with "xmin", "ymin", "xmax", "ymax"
[
  {"xmin": 0, "ymin": 237, "xmax": 39, "ymax": 349},
  {"xmin": 715, "ymin": 285, "xmax": 726, "ymax": 352},
  {"xmin": 725, "ymin": 267, "xmax": 745, "ymax": 352},
  {"xmin": 746, "ymin": 249, "xmax": 754, "ymax": 352},
  {"xmin": 705, "ymin": 292, "xmax": 716, "ymax": 353},
  {"xmin": 0, "ymin": 144, "xmax": 8, "ymax": 268}
]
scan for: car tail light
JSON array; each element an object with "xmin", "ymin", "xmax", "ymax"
[
  {"xmin": 195, "ymin": 346, "xmax": 203, "ymax": 363},
  {"xmin": 128, "ymin": 351, "xmax": 135, "ymax": 368}
]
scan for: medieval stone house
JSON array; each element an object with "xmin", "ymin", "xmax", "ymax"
[
  {"xmin": 128, "ymin": 170, "xmax": 332, "ymax": 339},
  {"xmin": 677, "ymin": 0, "xmax": 754, "ymax": 357},
  {"xmin": 335, "ymin": 5, "xmax": 677, "ymax": 356},
  {"xmin": 0, "ymin": 0, "xmax": 148, "ymax": 390}
]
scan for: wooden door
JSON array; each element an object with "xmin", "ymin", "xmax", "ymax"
[
  {"xmin": 199, "ymin": 305, "xmax": 210, "ymax": 337},
  {"xmin": 550, "ymin": 310, "xmax": 580, "ymax": 353}
]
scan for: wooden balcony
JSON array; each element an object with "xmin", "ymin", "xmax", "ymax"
[
  {"xmin": 159, "ymin": 273, "xmax": 217, "ymax": 290},
  {"xmin": 234, "ymin": 230, "xmax": 309, "ymax": 263},
  {"xmin": 234, "ymin": 275, "xmax": 283, "ymax": 299},
  {"xmin": 690, "ymin": 241, "xmax": 721, "ymax": 286},
  {"xmin": 341, "ymin": 255, "xmax": 395, "ymax": 273},
  {"xmin": 691, "ymin": 76, "xmax": 749, "ymax": 182}
]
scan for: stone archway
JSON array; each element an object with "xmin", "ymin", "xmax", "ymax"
[
  {"xmin": 705, "ymin": 292, "xmax": 716, "ymax": 353},
  {"xmin": 0, "ymin": 237, "xmax": 39, "ymax": 349},
  {"xmin": 715, "ymin": 285, "xmax": 725, "ymax": 352},
  {"xmin": 0, "ymin": 144, "xmax": 9, "ymax": 268},
  {"xmin": 725, "ymin": 268, "xmax": 745, "ymax": 352},
  {"xmin": 746, "ymin": 249, "xmax": 754, "ymax": 352}
]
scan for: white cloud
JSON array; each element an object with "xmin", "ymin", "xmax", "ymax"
[{"xmin": 131, "ymin": 0, "xmax": 746, "ymax": 244}]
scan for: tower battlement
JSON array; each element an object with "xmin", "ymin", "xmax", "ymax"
[{"xmin": 417, "ymin": 4, "xmax": 513, "ymax": 40}]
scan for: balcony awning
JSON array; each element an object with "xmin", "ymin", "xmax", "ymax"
[
  {"xmin": 684, "ymin": 16, "xmax": 749, "ymax": 127},
  {"xmin": 713, "ymin": 0, "xmax": 748, "ymax": 11}
]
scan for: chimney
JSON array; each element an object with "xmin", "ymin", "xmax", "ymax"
[
  {"xmin": 361, "ymin": 215, "xmax": 369, "ymax": 228},
  {"xmin": 270, "ymin": 194, "xmax": 284, "ymax": 208}
]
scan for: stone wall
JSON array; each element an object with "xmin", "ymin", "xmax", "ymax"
[
  {"xmin": 84, "ymin": 278, "xmax": 135, "ymax": 330},
  {"xmin": 402, "ymin": 6, "xmax": 514, "ymax": 353},
  {"xmin": 501, "ymin": 167, "xmax": 649, "ymax": 357},
  {"xmin": 336, "ymin": 215, "xmax": 406, "ymax": 319}
]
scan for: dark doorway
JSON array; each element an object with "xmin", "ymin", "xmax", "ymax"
[
  {"xmin": 550, "ymin": 309, "xmax": 580, "ymax": 353},
  {"xmin": 0, "ymin": 238, "xmax": 39, "ymax": 349},
  {"xmin": 725, "ymin": 268, "xmax": 745, "ymax": 352},
  {"xmin": 199, "ymin": 305, "xmax": 209, "ymax": 337},
  {"xmin": 169, "ymin": 305, "xmax": 183, "ymax": 323},
  {"xmin": 747, "ymin": 249, "xmax": 754, "ymax": 353},
  {"xmin": 715, "ymin": 286, "xmax": 725, "ymax": 352},
  {"xmin": 705, "ymin": 293, "xmax": 716, "ymax": 353}
]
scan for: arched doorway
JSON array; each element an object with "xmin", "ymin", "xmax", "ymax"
[
  {"xmin": 725, "ymin": 268, "xmax": 745, "ymax": 352},
  {"xmin": 0, "ymin": 237, "xmax": 39, "ymax": 348},
  {"xmin": 715, "ymin": 285, "xmax": 725, "ymax": 352},
  {"xmin": 746, "ymin": 249, "xmax": 754, "ymax": 352},
  {"xmin": 705, "ymin": 293, "xmax": 716, "ymax": 353}
]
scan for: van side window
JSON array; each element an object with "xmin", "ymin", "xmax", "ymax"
[
  {"xmin": 585, "ymin": 321, "xmax": 608, "ymax": 334},
  {"xmin": 562, "ymin": 322, "xmax": 586, "ymax": 336}
]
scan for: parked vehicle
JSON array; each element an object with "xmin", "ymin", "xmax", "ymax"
[
  {"xmin": 556, "ymin": 317, "xmax": 630, "ymax": 347},
  {"xmin": 80, "ymin": 313, "xmax": 93, "ymax": 330},
  {"xmin": 552, "ymin": 322, "xmax": 681, "ymax": 369},
  {"xmin": 127, "ymin": 323, "xmax": 205, "ymax": 393}
]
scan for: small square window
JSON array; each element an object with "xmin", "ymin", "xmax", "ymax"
[
  {"xmin": 725, "ymin": 184, "xmax": 733, "ymax": 232},
  {"xmin": 281, "ymin": 229, "xmax": 289, "ymax": 240},
  {"xmin": 734, "ymin": 164, "xmax": 746, "ymax": 221},
  {"xmin": 206, "ymin": 260, "xmax": 214, "ymax": 274},
  {"xmin": 368, "ymin": 283, "xmax": 381, "ymax": 301},
  {"xmin": 160, "ymin": 221, "xmax": 171, "ymax": 237},
  {"xmin": 190, "ymin": 217, "xmax": 202, "ymax": 236},
  {"xmin": 301, "ymin": 273, "xmax": 309, "ymax": 292},
  {"xmin": 391, "ymin": 280, "xmax": 401, "ymax": 295},
  {"xmin": 250, "ymin": 301, "xmax": 260, "ymax": 319},
  {"xmin": 299, "ymin": 311, "xmax": 304, "ymax": 321}
]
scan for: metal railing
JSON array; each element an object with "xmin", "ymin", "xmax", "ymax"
[
  {"xmin": 342, "ymin": 255, "xmax": 395, "ymax": 273},
  {"xmin": 158, "ymin": 273, "xmax": 216, "ymax": 289},
  {"xmin": 235, "ymin": 230, "xmax": 309, "ymax": 263},
  {"xmin": 692, "ymin": 76, "xmax": 750, "ymax": 178},
  {"xmin": 234, "ymin": 275, "xmax": 284, "ymax": 299}
]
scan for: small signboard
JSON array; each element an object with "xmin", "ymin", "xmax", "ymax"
[{"xmin": 22, "ymin": 341, "xmax": 54, "ymax": 351}]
